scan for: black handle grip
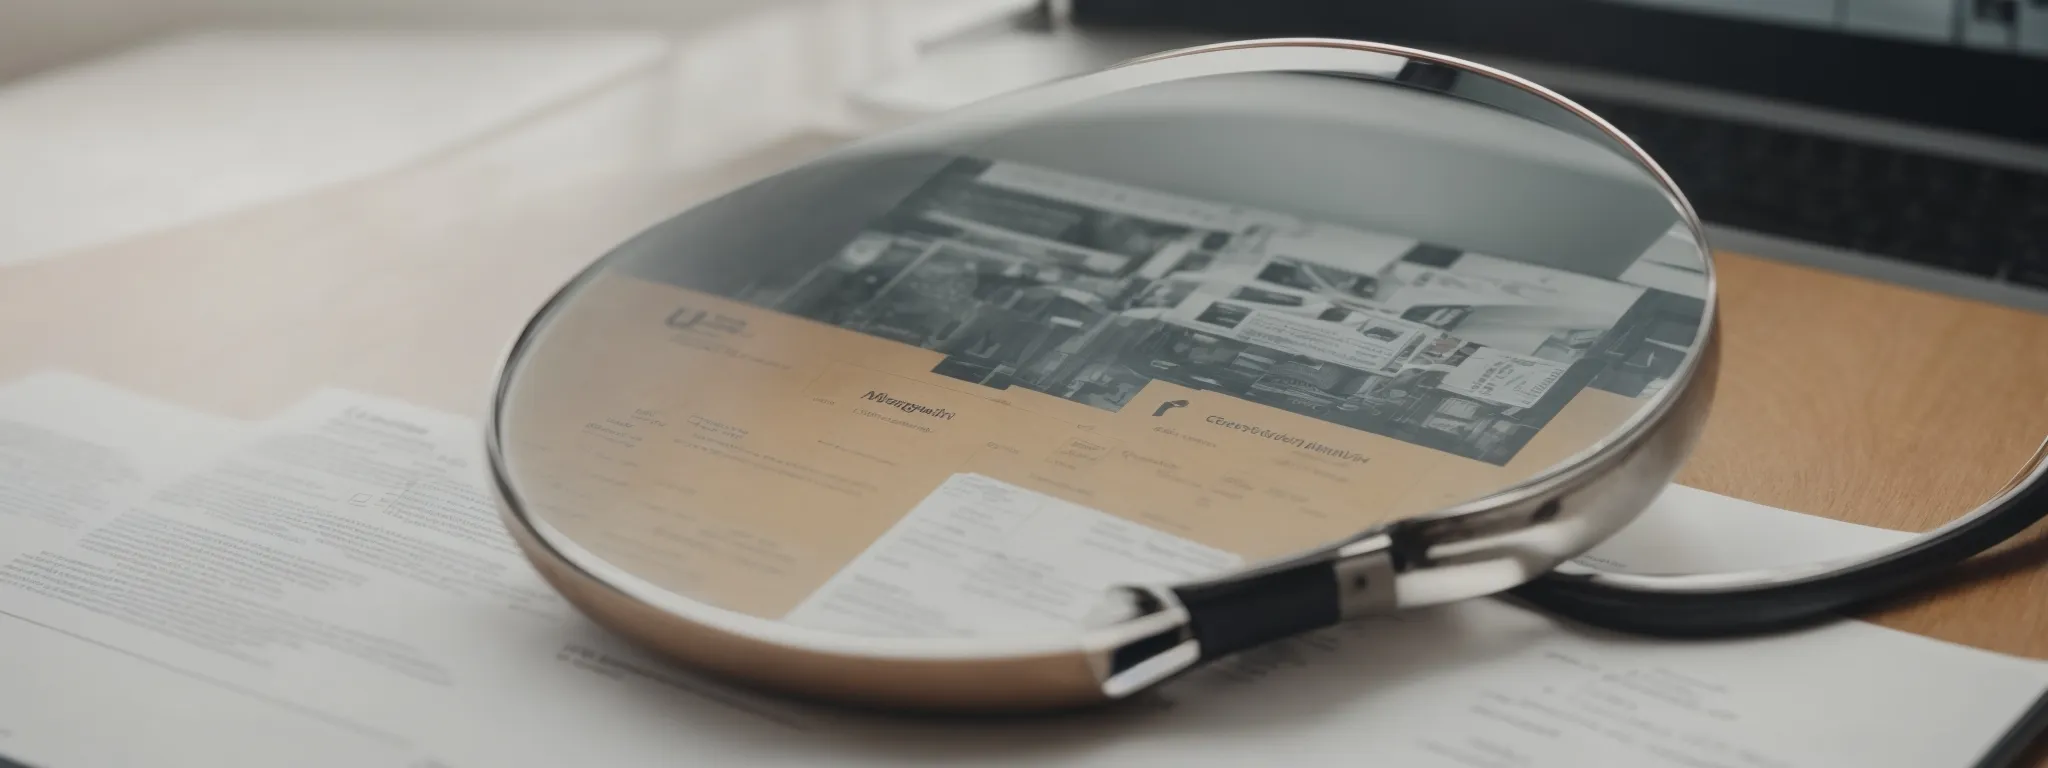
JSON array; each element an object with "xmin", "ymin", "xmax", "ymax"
[{"xmin": 1171, "ymin": 558, "xmax": 1342, "ymax": 661}]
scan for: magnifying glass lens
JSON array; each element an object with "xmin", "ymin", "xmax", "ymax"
[{"xmin": 489, "ymin": 42, "xmax": 1716, "ymax": 710}]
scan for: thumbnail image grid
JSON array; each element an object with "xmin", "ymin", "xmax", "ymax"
[{"xmin": 734, "ymin": 157, "xmax": 1703, "ymax": 465}]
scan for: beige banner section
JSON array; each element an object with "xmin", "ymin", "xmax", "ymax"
[{"xmin": 498, "ymin": 271, "xmax": 1646, "ymax": 619}]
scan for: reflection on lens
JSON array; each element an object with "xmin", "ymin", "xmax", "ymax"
[{"xmin": 488, "ymin": 42, "xmax": 1714, "ymax": 708}]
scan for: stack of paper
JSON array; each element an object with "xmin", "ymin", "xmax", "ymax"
[{"xmin": 0, "ymin": 370, "xmax": 2042, "ymax": 767}]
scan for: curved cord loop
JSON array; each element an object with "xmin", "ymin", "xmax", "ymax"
[{"xmin": 1513, "ymin": 433, "xmax": 2048, "ymax": 637}]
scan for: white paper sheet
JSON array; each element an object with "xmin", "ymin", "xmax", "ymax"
[
  {"xmin": 1, "ymin": 378, "xmax": 2043, "ymax": 768},
  {"xmin": 0, "ymin": 386, "xmax": 833, "ymax": 768},
  {"xmin": 0, "ymin": 371, "xmax": 247, "ymax": 562},
  {"xmin": 784, "ymin": 472, "xmax": 1242, "ymax": 638},
  {"xmin": 0, "ymin": 376, "xmax": 413, "ymax": 767}
]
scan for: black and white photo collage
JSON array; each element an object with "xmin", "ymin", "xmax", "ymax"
[{"xmin": 737, "ymin": 157, "xmax": 1705, "ymax": 465}]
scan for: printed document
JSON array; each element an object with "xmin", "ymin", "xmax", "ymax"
[
  {"xmin": 0, "ymin": 375, "xmax": 2044, "ymax": 768},
  {"xmin": 784, "ymin": 472, "xmax": 1243, "ymax": 639},
  {"xmin": 0, "ymin": 371, "xmax": 246, "ymax": 563}
]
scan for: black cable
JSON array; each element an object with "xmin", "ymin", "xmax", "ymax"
[{"xmin": 1510, "ymin": 463, "xmax": 2048, "ymax": 637}]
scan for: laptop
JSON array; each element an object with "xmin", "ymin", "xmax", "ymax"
[{"xmin": 869, "ymin": 0, "xmax": 2048, "ymax": 313}]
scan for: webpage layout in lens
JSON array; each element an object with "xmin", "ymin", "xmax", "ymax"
[{"xmin": 501, "ymin": 156, "xmax": 1705, "ymax": 621}]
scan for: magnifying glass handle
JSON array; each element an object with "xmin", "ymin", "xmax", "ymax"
[
  {"xmin": 1089, "ymin": 532, "xmax": 1400, "ymax": 695},
  {"xmin": 1171, "ymin": 532, "xmax": 1400, "ymax": 660},
  {"xmin": 1089, "ymin": 473, "xmax": 1635, "ymax": 698}
]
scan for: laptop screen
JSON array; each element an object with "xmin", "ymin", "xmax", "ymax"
[{"xmin": 1068, "ymin": 0, "xmax": 2048, "ymax": 144}]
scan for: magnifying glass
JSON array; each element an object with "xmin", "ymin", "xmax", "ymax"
[{"xmin": 483, "ymin": 38, "xmax": 2046, "ymax": 712}]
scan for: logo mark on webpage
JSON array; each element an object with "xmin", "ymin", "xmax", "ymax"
[
  {"xmin": 666, "ymin": 306, "xmax": 748, "ymax": 335},
  {"xmin": 1152, "ymin": 399, "xmax": 1189, "ymax": 417}
]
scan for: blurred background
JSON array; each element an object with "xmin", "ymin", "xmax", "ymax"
[
  {"xmin": 4, "ymin": 0, "xmax": 2043, "ymax": 304},
  {"xmin": 0, "ymin": 0, "xmax": 1072, "ymax": 268}
]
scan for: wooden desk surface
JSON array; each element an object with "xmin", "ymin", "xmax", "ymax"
[{"xmin": 3, "ymin": 132, "xmax": 2047, "ymax": 762}]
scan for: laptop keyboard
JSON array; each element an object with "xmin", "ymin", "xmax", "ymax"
[{"xmin": 1566, "ymin": 95, "xmax": 2048, "ymax": 291}]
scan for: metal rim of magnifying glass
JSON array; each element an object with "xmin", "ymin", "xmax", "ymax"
[{"xmin": 480, "ymin": 37, "xmax": 1723, "ymax": 712}]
